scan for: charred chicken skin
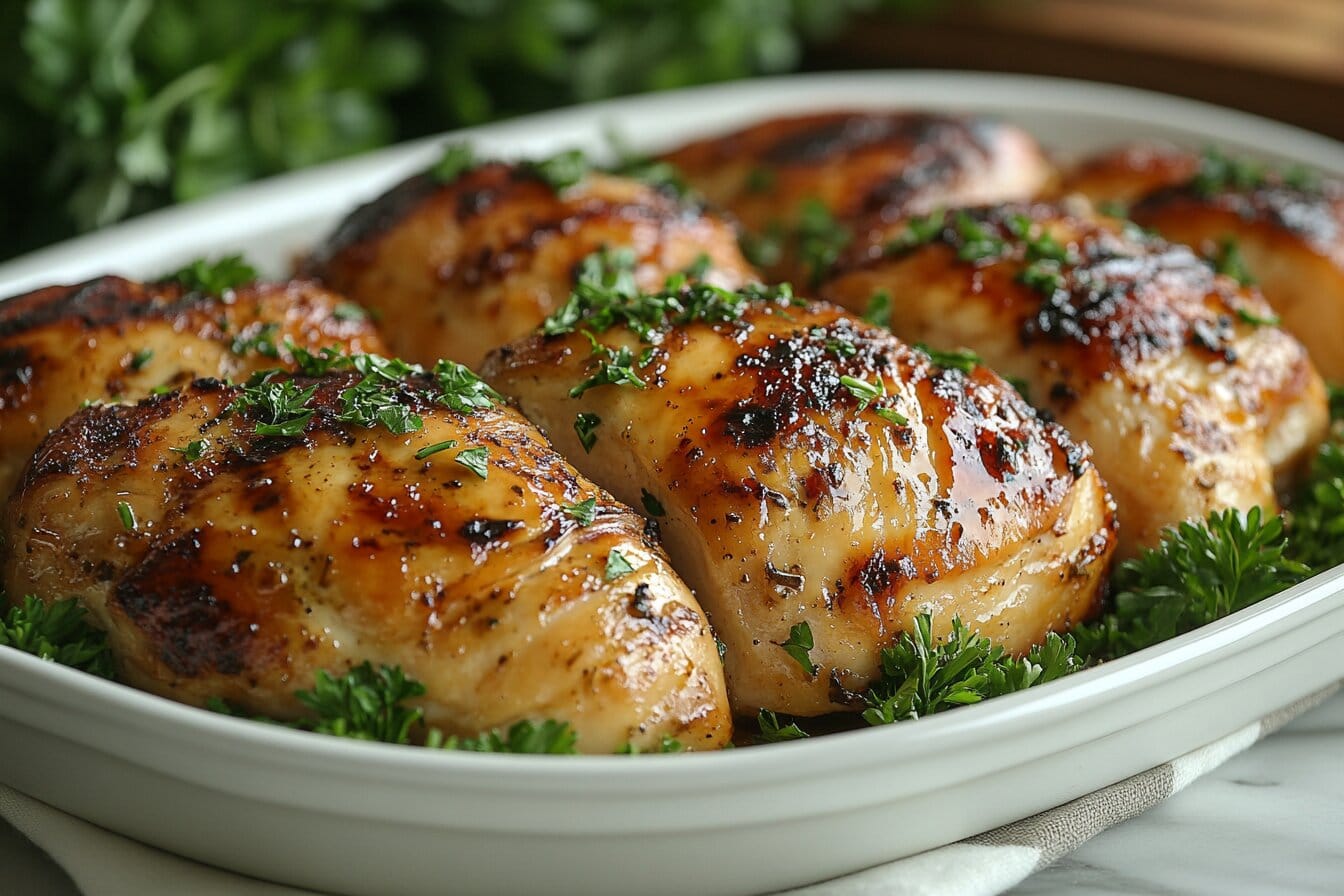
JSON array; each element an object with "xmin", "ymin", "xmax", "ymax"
[
  {"xmin": 310, "ymin": 160, "xmax": 758, "ymax": 369},
  {"xmin": 0, "ymin": 275, "xmax": 385, "ymax": 504},
  {"xmin": 819, "ymin": 202, "xmax": 1329, "ymax": 557},
  {"xmin": 2, "ymin": 365, "xmax": 731, "ymax": 752},
  {"xmin": 482, "ymin": 280, "xmax": 1116, "ymax": 717},
  {"xmin": 1059, "ymin": 144, "xmax": 1344, "ymax": 381},
  {"xmin": 660, "ymin": 111, "xmax": 1053, "ymax": 284}
]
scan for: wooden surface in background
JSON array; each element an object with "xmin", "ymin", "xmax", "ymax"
[{"xmin": 818, "ymin": 0, "xmax": 1344, "ymax": 139}]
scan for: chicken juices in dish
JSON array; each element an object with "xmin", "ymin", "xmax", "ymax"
[
  {"xmin": 2, "ymin": 359, "xmax": 731, "ymax": 752},
  {"xmin": 0, "ymin": 271, "xmax": 385, "ymax": 504},
  {"xmin": 819, "ymin": 203, "xmax": 1329, "ymax": 557},
  {"xmin": 1059, "ymin": 145, "xmax": 1344, "ymax": 381},
  {"xmin": 310, "ymin": 151, "xmax": 759, "ymax": 369},
  {"xmin": 482, "ymin": 270, "xmax": 1116, "ymax": 717},
  {"xmin": 660, "ymin": 112, "xmax": 1053, "ymax": 285}
]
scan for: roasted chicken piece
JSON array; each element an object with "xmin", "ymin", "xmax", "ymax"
[
  {"xmin": 483, "ymin": 281, "xmax": 1116, "ymax": 717},
  {"xmin": 1060, "ymin": 144, "xmax": 1344, "ymax": 381},
  {"xmin": 0, "ymin": 274, "xmax": 384, "ymax": 504},
  {"xmin": 309, "ymin": 158, "xmax": 758, "ymax": 369},
  {"xmin": 2, "ymin": 363, "xmax": 730, "ymax": 752},
  {"xmin": 819, "ymin": 202, "xmax": 1329, "ymax": 557},
  {"xmin": 660, "ymin": 111, "xmax": 1054, "ymax": 284}
]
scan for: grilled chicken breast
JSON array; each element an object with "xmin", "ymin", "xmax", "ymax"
[
  {"xmin": 2, "ymin": 367, "xmax": 730, "ymax": 752},
  {"xmin": 0, "ymin": 275, "xmax": 385, "ymax": 505},
  {"xmin": 1059, "ymin": 144, "xmax": 1344, "ymax": 380},
  {"xmin": 483, "ymin": 288, "xmax": 1115, "ymax": 717},
  {"xmin": 820, "ymin": 202, "xmax": 1329, "ymax": 557},
  {"xmin": 310, "ymin": 161, "xmax": 758, "ymax": 369},
  {"xmin": 660, "ymin": 112, "xmax": 1054, "ymax": 285}
]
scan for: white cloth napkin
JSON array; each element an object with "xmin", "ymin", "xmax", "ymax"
[{"xmin": 2, "ymin": 684, "xmax": 1336, "ymax": 896}]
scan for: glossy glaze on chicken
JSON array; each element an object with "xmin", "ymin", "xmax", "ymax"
[
  {"xmin": 2, "ymin": 368, "xmax": 731, "ymax": 752},
  {"xmin": 661, "ymin": 112, "xmax": 1053, "ymax": 284},
  {"xmin": 310, "ymin": 161, "xmax": 758, "ymax": 368},
  {"xmin": 483, "ymin": 287, "xmax": 1116, "ymax": 716},
  {"xmin": 820, "ymin": 202, "xmax": 1329, "ymax": 557},
  {"xmin": 0, "ymin": 275, "xmax": 385, "ymax": 504},
  {"xmin": 1058, "ymin": 144, "xmax": 1344, "ymax": 381}
]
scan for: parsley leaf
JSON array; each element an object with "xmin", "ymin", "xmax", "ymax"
[
  {"xmin": 839, "ymin": 374, "xmax": 885, "ymax": 411},
  {"xmin": 0, "ymin": 596, "xmax": 115, "ymax": 679},
  {"xmin": 864, "ymin": 289, "xmax": 893, "ymax": 328},
  {"xmin": 605, "ymin": 549, "xmax": 635, "ymax": 581},
  {"xmin": 431, "ymin": 359, "xmax": 502, "ymax": 414},
  {"xmin": 169, "ymin": 439, "xmax": 209, "ymax": 462},
  {"xmin": 229, "ymin": 375, "xmax": 317, "ymax": 437},
  {"xmin": 523, "ymin": 149, "xmax": 590, "ymax": 190},
  {"xmin": 796, "ymin": 198, "xmax": 851, "ymax": 285},
  {"xmin": 1287, "ymin": 439, "xmax": 1344, "ymax": 574},
  {"xmin": 454, "ymin": 446, "xmax": 490, "ymax": 479},
  {"xmin": 574, "ymin": 412, "xmax": 601, "ymax": 452},
  {"xmin": 1073, "ymin": 507, "xmax": 1308, "ymax": 659},
  {"xmin": 128, "ymin": 347, "xmax": 154, "ymax": 371},
  {"xmin": 757, "ymin": 709, "xmax": 809, "ymax": 743},
  {"xmin": 617, "ymin": 735, "xmax": 685, "ymax": 754},
  {"xmin": 778, "ymin": 621, "xmax": 817, "ymax": 676},
  {"xmin": 116, "ymin": 501, "xmax": 137, "ymax": 531},
  {"xmin": 170, "ymin": 255, "xmax": 258, "ymax": 295},
  {"xmin": 296, "ymin": 662, "xmax": 425, "ymax": 743},
  {"xmin": 336, "ymin": 373, "xmax": 422, "ymax": 435},
  {"xmin": 884, "ymin": 210, "xmax": 947, "ymax": 254},
  {"xmin": 430, "ymin": 143, "xmax": 477, "ymax": 182},
  {"xmin": 1210, "ymin": 238, "xmax": 1256, "ymax": 286},
  {"xmin": 917, "ymin": 343, "xmax": 980, "ymax": 374},
  {"xmin": 229, "ymin": 322, "xmax": 282, "ymax": 359},
  {"xmin": 640, "ymin": 488, "xmax": 665, "ymax": 517},
  {"xmin": 562, "ymin": 497, "xmax": 598, "ymax": 525}
]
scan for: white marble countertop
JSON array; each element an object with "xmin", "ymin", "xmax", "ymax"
[{"xmin": 5, "ymin": 693, "xmax": 1343, "ymax": 894}]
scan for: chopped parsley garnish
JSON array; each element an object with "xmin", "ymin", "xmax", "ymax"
[
  {"xmin": 917, "ymin": 343, "xmax": 980, "ymax": 374},
  {"xmin": 1073, "ymin": 507, "xmax": 1308, "ymax": 660},
  {"xmin": 617, "ymin": 735, "xmax": 685, "ymax": 755},
  {"xmin": 336, "ymin": 370, "xmax": 422, "ymax": 435},
  {"xmin": 885, "ymin": 210, "xmax": 947, "ymax": 254},
  {"xmin": 0, "ymin": 596, "xmax": 114, "ymax": 679},
  {"xmin": 128, "ymin": 348, "xmax": 153, "ymax": 371},
  {"xmin": 333, "ymin": 301, "xmax": 368, "ymax": 322},
  {"xmin": 574, "ymin": 412, "xmax": 601, "ymax": 452},
  {"xmin": 875, "ymin": 407, "xmax": 909, "ymax": 427},
  {"xmin": 169, "ymin": 254, "xmax": 258, "ymax": 295},
  {"xmin": 839, "ymin": 374, "xmax": 885, "ymax": 411},
  {"xmin": 813, "ymin": 327, "xmax": 857, "ymax": 358},
  {"xmin": 1236, "ymin": 307, "xmax": 1281, "ymax": 327},
  {"xmin": 953, "ymin": 211, "xmax": 1007, "ymax": 262},
  {"xmin": 682, "ymin": 252, "xmax": 712, "ymax": 281},
  {"xmin": 778, "ymin": 621, "xmax": 816, "ymax": 676},
  {"xmin": 796, "ymin": 198, "xmax": 851, "ymax": 285},
  {"xmin": 414, "ymin": 439, "xmax": 458, "ymax": 460},
  {"xmin": 864, "ymin": 289, "xmax": 893, "ymax": 328},
  {"xmin": 431, "ymin": 359, "xmax": 503, "ymax": 414},
  {"xmin": 757, "ymin": 709, "xmax": 809, "ymax": 743},
  {"xmin": 562, "ymin": 497, "xmax": 598, "ymax": 525},
  {"xmin": 523, "ymin": 149, "xmax": 590, "ymax": 191},
  {"xmin": 739, "ymin": 225, "xmax": 784, "ymax": 269},
  {"xmin": 116, "ymin": 501, "xmax": 137, "ymax": 531},
  {"xmin": 297, "ymin": 662, "xmax": 426, "ymax": 743},
  {"xmin": 169, "ymin": 439, "xmax": 209, "ymax": 462},
  {"xmin": 454, "ymin": 446, "xmax": 490, "ymax": 479},
  {"xmin": 641, "ymin": 488, "xmax": 665, "ymax": 517},
  {"xmin": 569, "ymin": 343, "xmax": 648, "ymax": 398},
  {"xmin": 230, "ymin": 322, "xmax": 282, "ymax": 359},
  {"xmin": 862, "ymin": 614, "xmax": 1084, "ymax": 725},
  {"xmin": 605, "ymin": 549, "xmax": 635, "ymax": 581},
  {"xmin": 745, "ymin": 166, "xmax": 775, "ymax": 193},
  {"xmin": 1210, "ymin": 238, "xmax": 1256, "ymax": 286},
  {"xmin": 1287, "ymin": 419, "xmax": 1344, "ymax": 575},
  {"xmin": 430, "ymin": 143, "xmax": 477, "ymax": 183},
  {"xmin": 230, "ymin": 375, "xmax": 317, "ymax": 437}
]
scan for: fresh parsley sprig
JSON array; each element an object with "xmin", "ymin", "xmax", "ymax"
[
  {"xmin": 429, "ymin": 719, "xmax": 580, "ymax": 754},
  {"xmin": 169, "ymin": 255, "xmax": 259, "ymax": 295},
  {"xmin": 297, "ymin": 662, "xmax": 426, "ymax": 743},
  {"xmin": 0, "ymin": 596, "xmax": 115, "ymax": 679},
  {"xmin": 1074, "ymin": 507, "xmax": 1308, "ymax": 659}
]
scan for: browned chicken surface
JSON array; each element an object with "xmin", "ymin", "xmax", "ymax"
[
  {"xmin": 483, "ymin": 283, "xmax": 1116, "ymax": 717},
  {"xmin": 310, "ymin": 160, "xmax": 758, "ymax": 369},
  {"xmin": 820, "ymin": 202, "xmax": 1329, "ymax": 557},
  {"xmin": 2, "ymin": 365, "xmax": 730, "ymax": 752},
  {"xmin": 660, "ymin": 111, "xmax": 1054, "ymax": 285},
  {"xmin": 0, "ymin": 275, "xmax": 385, "ymax": 505},
  {"xmin": 1060, "ymin": 144, "xmax": 1344, "ymax": 381}
]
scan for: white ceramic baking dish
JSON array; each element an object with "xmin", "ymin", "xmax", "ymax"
[{"xmin": 0, "ymin": 72, "xmax": 1341, "ymax": 896}]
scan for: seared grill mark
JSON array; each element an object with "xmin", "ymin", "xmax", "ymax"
[
  {"xmin": 315, "ymin": 173, "xmax": 443, "ymax": 264},
  {"xmin": 760, "ymin": 113, "xmax": 992, "ymax": 169},
  {"xmin": 1136, "ymin": 182, "xmax": 1342, "ymax": 255},
  {"xmin": 0, "ymin": 277, "xmax": 201, "ymax": 338}
]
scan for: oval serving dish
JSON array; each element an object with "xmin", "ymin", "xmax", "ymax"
[{"xmin": 1, "ymin": 72, "xmax": 1342, "ymax": 896}]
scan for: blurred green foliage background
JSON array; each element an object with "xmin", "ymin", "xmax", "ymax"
[{"xmin": 0, "ymin": 0, "xmax": 935, "ymax": 261}]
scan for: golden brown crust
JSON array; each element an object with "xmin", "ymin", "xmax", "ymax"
[
  {"xmin": 483, "ymin": 298, "xmax": 1115, "ymax": 716},
  {"xmin": 820, "ymin": 202, "xmax": 1329, "ymax": 556},
  {"xmin": 660, "ymin": 111, "xmax": 1054, "ymax": 284},
  {"xmin": 0, "ymin": 275, "xmax": 386, "ymax": 505},
  {"xmin": 3, "ymin": 372, "xmax": 732, "ymax": 752},
  {"xmin": 310, "ymin": 162, "xmax": 758, "ymax": 368}
]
